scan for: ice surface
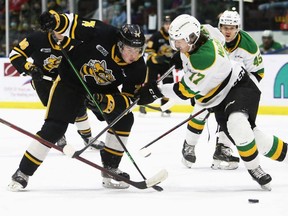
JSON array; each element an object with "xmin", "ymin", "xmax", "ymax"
[{"xmin": 0, "ymin": 108, "xmax": 287, "ymax": 216}]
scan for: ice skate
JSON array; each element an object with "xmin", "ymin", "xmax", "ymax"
[
  {"xmin": 211, "ymin": 143, "xmax": 240, "ymax": 170},
  {"xmin": 7, "ymin": 169, "xmax": 29, "ymax": 192},
  {"xmin": 101, "ymin": 166, "xmax": 130, "ymax": 189},
  {"xmin": 248, "ymin": 165, "xmax": 272, "ymax": 191},
  {"xmin": 182, "ymin": 140, "xmax": 196, "ymax": 168},
  {"xmin": 84, "ymin": 137, "xmax": 105, "ymax": 150},
  {"xmin": 56, "ymin": 135, "xmax": 67, "ymax": 148}
]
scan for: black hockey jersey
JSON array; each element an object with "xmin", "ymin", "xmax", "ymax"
[
  {"xmin": 54, "ymin": 13, "xmax": 147, "ymax": 98},
  {"xmin": 9, "ymin": 30, "xmax": 79, "ymax": 81}
]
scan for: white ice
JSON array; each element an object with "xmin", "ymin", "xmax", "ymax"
[{"xmin": 0, "ymin": 108, "xmax": 287, "ymax": 216}]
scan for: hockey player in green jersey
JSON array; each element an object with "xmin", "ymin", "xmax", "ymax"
[
  {"xmin": 136, "ymin": 14, "xmax": 288, "ymax": 190},
  {"xmin": 210, "ymin": 10, "xmax": 265, "ymax": 169}
]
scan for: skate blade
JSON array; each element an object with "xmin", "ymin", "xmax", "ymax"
[
  {"xmin": 261, "ymin": 183, "xmax": 272, "ymax": 191},
  {"xmin": 182, "ymin": 157, "xmax": 194, "ymax": 168},
  {"xmin": 211, "ymin": 160, "xmax": 239, "ymax": 170},
  {"xmin": 102, "ymin": 178, "xmax": 130, "ymax": 189},
  {"xmin": 7, "ymin": 181, "xmax": 25, "ymax": 192}
]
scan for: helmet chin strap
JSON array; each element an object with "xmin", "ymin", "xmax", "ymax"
[{"xmin": 188, "ymin": 44, "xmax": 195, "ymax": 52}]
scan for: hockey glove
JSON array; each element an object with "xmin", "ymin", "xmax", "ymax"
[
  {"xmin": 85, "ymin": 93, "xmax": 115, "ymax": 114},
  {"xmin": 27, "ymin": 66, "xmax": 44, "ymax": 82},
  {"xmin": 170, "ymin": 51, "xmax": 183, "ymax": 70},
  {"xmin": 156, "ymin": 56, "xmax": 170, "ymax": 64},
  {"xmin": 39, "ymin": 11, "xmax": 57, "ymax": 31},
  {"xmin": 135, "ymin": 81, "xmax": 163, "ymax": 105}
]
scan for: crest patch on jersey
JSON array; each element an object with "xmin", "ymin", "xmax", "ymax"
[
  {"xmin": 81, "ymin": 59, "xmax": 115, "ymax": 85},
  {"xmin": 43, "ymin": 54, "xmax": 62, "ymax": 72}
]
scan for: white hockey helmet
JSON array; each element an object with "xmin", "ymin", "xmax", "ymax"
[
  {"xmin": 218, "ymin": 10, "xmax": 241, "ymax": 28},
  {"xmin": 168, "ymin": 14, "xmax": 201, "ymax": 51}
]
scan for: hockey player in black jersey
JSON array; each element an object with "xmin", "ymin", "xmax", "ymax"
[
  {"xmin": 8, "ymin": 10, "xmax": 150, "ymax": 191},
  {"xmin": 140, "ymin": 15, "xmax": 174, "ymax": 116},
  {"xmin": 9, "ymin": 30, "xmax": 104, "ymax": 150}
]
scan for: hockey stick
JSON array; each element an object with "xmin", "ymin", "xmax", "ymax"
[
  {"xmin": 139, "ymin": 108, "xmax": 208, "ymax": 157},
  {"xmin": 72, "ymin": 98, "xmax": 139, "ymax": 157},
  {"xmin": 78, "ymin": 65, "xmax": 175, "ymax": 155},
  {"xmin": 143, "ymin": 104, "xmax": 162, "ymax": 112},
  {"xmin": 0, "ymin": 117, "xmax": 168, "ymax": 190},
  {"xmin": 51, "ymin": 32, "xmax": 174, "ymax": 191}
]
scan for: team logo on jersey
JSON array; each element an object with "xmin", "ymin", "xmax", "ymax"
[
  {"xmin": 80, "ymin": 59, "xmax": 115, "ymax": 85},
  {"xmin": 43, "ymin": 54, "xmax": 62, "ymax": 71}
]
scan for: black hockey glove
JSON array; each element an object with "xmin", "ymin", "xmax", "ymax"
[
  {"xmin": 27, "ymin": 66, "xmax": 44, "ymax": 82},
  {"xmin": 135, "ymin": 81, "xmax": 163, "ymax": 105},
  {"xmin": 170, "ymin": 51, "xmax": 183, "ymax": 70},
  {"xmin": 85, "ymin": 93, "xmax": 115, "ymax": 114},
  {"xmin": 85, "ymin": 93, "xmax": 106, "ymax": 112},
  {"xmin": 39, "ymin": 11, "xmax": 57, "ymax": 31},
  {"xmin": 154, "ymin": 55, "xmax": 170, "ymax": 64}
]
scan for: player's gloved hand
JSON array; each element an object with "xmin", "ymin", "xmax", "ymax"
[
  {"xmin": 86, "ymin": 93, "xmax": 105, "ymax": 111},
  {"xmin": 86, "ymin": 93, "xmax": 115, "ymax": 114},
  {"xmin": 135, "ymin": 81, "xmax": 163, "ymax": 105},
  {"xmin": 154, "ymin": 55, "xmax": 170, "ymax": 64},
  {"xmin": 39, "ymin": 11, "xmax": 57, "ymax": 31},
  {"xmin": 170, "ymin": 51, "xmax": 182, "ymax": 69},
  {"xmin": 27, "ymin": 66, "xmax": 44, "ymax": 81}
]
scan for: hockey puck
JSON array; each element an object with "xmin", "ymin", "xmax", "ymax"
[{"xmin": 248, "ymin": 199, "xmax": 259, "ymax": 203}]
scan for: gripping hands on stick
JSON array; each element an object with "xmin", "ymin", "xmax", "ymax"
[
  {"xmin": 85, "ymin": 93, "xmax": 109, "ymax": 113},
  {"xmin": 135, "ymin": 81, "xmax": 163, "ymax": 105}
]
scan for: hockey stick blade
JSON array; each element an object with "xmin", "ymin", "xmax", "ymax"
[
  {"xmin": 145, "ymin": 169, "xmax": 168, "ymax": 188},
  {"xmin": 139, "ymin": 108, "xmax": 208, "ymax": 157},
  {"xmin": 139, "ymin": 147, "xmax": 152, "ymax": 158},
  {"xmin": 0, "ymin": 117, "xmax": 167, "ymax": 190}
]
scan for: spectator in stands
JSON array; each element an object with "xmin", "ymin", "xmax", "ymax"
[
  {"xmin": 259, "ymin": 30, "xmax": 284, "ymax": 54},
  {"xmin": 111, "ymin": 3, "xmax": 126, "ymax": 28}
]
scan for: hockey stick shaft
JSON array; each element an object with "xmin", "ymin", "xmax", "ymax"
[
  {"xmin": 140, "ymin": 108, "xmax": 208, "ymax": 151},
  {"xmin": 142, "ymin": 104, "xmax": 162, "ymax": 112},
  {"xmin": 51, "ymin": 33, "xmax": 174, "ymax": 191},
  {"xmin": 74, "ymin": 98, "xmax": 139, "ymax": 156},
  {"xmin": 74, "ymin": 66, "xmax": 175, "ymax": 156},
  {"xmin": 0, "ymin": 117, "xmax": 167, "ymax": 189}
]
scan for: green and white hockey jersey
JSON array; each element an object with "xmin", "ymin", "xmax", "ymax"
[
  {"xmin": 162, "ymin": 36, "xmax": 245, "ymax": 108},
  {"xmin": 225, "ymin": 30, "xmax": 264, "ymax": 85}
]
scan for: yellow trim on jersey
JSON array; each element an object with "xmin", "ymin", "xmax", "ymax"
[
  {"xmin": 45, "ymin": 75, "xmax": 61, "ymax": 119},
  {"xmin": 14, "ymin": 47, "xmax": 29, "ymax": 59},
  {"xmin": 71, "ymin": 14, "xmax": 78, "ymax": 39},
  {"xmin": 9, "ymin": 53, "xmax": 22, "ymax": 62},
  {"xmin": 197, "ymin": 83, "xmax": 221, "ymax": 103},
  {"xmin": 178, "ymin": 82, "xmax": 196, "ymax": 98}
]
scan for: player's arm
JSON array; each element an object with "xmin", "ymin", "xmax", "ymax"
[
  {"xmin": 40, "ymin": 10, "xmax": 106, "ymax": 42},
  {"xmin": 9, "ymin": 36, "xmax": 35, "ymax": 75}
]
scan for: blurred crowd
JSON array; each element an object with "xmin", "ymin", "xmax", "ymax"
[
  {"xmin": 0, "ymin": 0, "xmax": 287, "ymax": 57},
  {"xmin": 0, "ymin": 0, "xmax": 68, "ymax": 57}
]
